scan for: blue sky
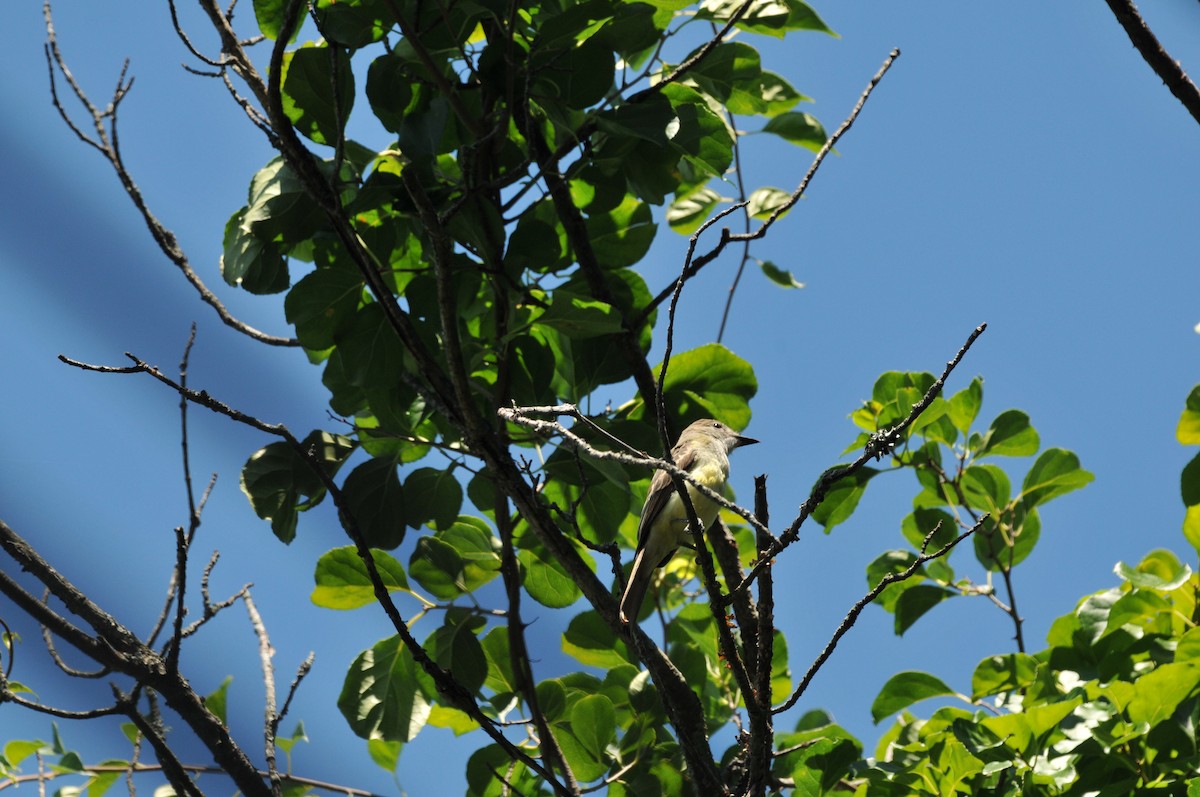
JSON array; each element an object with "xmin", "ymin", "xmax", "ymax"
[{"xmin": 2, "ymin": 1, "xmax": 1199, "ymax": 794}]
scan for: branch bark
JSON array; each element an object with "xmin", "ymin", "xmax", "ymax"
[{"xmin": 1104, "ymin": 0, "xmax": 1200, "ymax": 125}]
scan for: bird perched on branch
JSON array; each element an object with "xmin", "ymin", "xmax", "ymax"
[{"xmin": 619, "ymin": 419, "xmax": 758, "ymax": 624}]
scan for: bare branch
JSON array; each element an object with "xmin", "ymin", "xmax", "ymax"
[
  {"xmin": 42, "ymin": 2, "xmax": 298, "ymax": 347},
  {"xmin": 638, "ymin": 48, "xmax": 902, "ymax": 327},
  {"xmin": 243, "ymin": 592, "xmax": 283, "ymax": 797},
  {"xmin": 729, "ymin": 322, "xmax": 988, "ymax": 601},
  {"xmin": 1104, "ymin": 0, "xmax": 1200, "ymax": 125},
  {"xmin": 773, "ymin": 516, "xmax": 986, "ymax": 714},
  {"xmin": 56, "ymin": 349, "xmax": 572, "ymax": 794}
]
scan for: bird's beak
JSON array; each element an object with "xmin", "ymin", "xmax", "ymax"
[{"xmin": 734, "ymin": 434, "xmax": 759, "ymax": 448}]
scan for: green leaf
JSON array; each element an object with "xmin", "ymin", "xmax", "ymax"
[
  {"xmin": 973, "ymin": 507, "xmax": 1040, "ymax": 572},
  {"xmin": 761, "ymin": 111, "xmax": 827, "ymax": 151},
  {"xmin": 667, "ymin": 187, "xmax": 723, "ymax": 234},
  {"xmin": 812, "ymin": 467, "xmax": 877, "ymax": 532},
  {"xmin": 697, "ymin": 0, "xmax": 787, "ymax": 31},
  {"xmin": 366, "ymin": 738, "xmax": 401, "ymax": 772},
  {"xmin": 531, "ymin": 39, "xmax": 614, "ymax": 109},
  {"xmin": 518, "ymin": 536, "xmax": 585, "ymax": 609},
  {"xmin": 404, "ymin": 468, "xmax": 463, "ymax": 530},
  {"xmin": 336, "ymin": 303, "xmax": 408, "ymax": 392},
  {"xmin": 1127, "ymin": 661, "xmax": 1200, "ymax": 726},
  {"xmin": 950, "ymin": 718, "xmax": 1012, "ymax": 765},
  {"xmin": 1185, "ymin": 505, "xmax": 1200, "ymax": 555},
  {"xmin": 1021, "ymin": 448, "xmax": 1094, "ymax": 508},
  {"xmin": 240, "ymin": 431, "xmax": 355, "ymax": 543},
  {"xmin": 894, "ymin": 584, "xmax": 954, "ymax": 635},
  {"xmin": 1179, "ymin": 385, "xmax": 1200, "ymax": 444},
  {"xmin": 313, "ymin": 0, "xmax": 391, "ymax": 48},
  {"xmin": 540, "ymin": 456, "xmax": 632, "ymax": 546},
  {"xmin": 585, "ymin": 194, "xmax": 657, "ymax": 269},
  {"xmin": 961, "ymin": 464, "xmax": 1011, "ymax": 513},
  {"xmin": 864, "ymin": 549, "xmax": 920, "ymax": 613},
  {"xmin": 536, "ymin": 290, "xmax": 624, "ymax": 338},
  {"xmin": 760, "ymin": 260, "xmax": 804, "ymax": 289},
  {"xmin": 242, "ymin": 157, "xmax": 327, "ymax": 246},
  {"xmin": 221, "ymin": 207, "xmax": 289, "ymax": 294},
  {"xmin": 253, "ymin": 0, "xmax": 288, "ymax": 39},
  {"xmin": 338, "ymin": 636, "xmax": 432, "ymax": 742},
  {"xmin": 971, "ymin": 654, "xmax": 1039, "ymax": 699},
  {"xmin": 85, "ymin": 768, "xmax": 123, "ymax": 797},
  {"xmin": 595, "ymin": 95, "xmax": 677, "ymax": 146},
  {"xmin": 426, "ymin": 706, "xmax": 478, "ymax": 736},
  {"xmin": 284, "ymin": 267, "xmax": 363, "ymax": 350},
  {"xmin": 871, "ymin": 671, "xmax": 954, "ymax": 723},
  {"xmin": 976, "ymin": 410, "xmax": 1039, "ymax": 458},
  {"xmin": 426, "ymin": 517, "xmax": 501, "ymax": 598},
  {"xmin": 657, "ymin": 343, "xmax": 758, "ymax": 430},
  {"xmin": 682, "ymin": 41, "xmax": 761, "ymax": 106},
  {"xmin": 948, "ymin": 377, "xmax": 983, "ymax": 433},
  {"xmin": 341, "ymin": 458, "xmax": 406, "ymax": 549},
  {"xmin": 4, "ymin": 739, "xmax": 48, "ymax": 767},
  {"xmin": 204, "ymin": 676, "xmax": 232, "ymax": 725},
  {"xmin": 728, "ymin": 71, "xmax": 804, "ymax": 117},
  {"xmin": 1183, "ymin": 452, "xmax": 1200, "ymax": 507},
  {"xmin": 426, "ymin": 613, "xmax": 487, "ymax": 694},
  {"xmin": 480, "ymin": 628, "xmax": 516, "ymax": 696},
  {"xmin": 1114, "ymin": 548, "xmax": 1191, "ymax": 591},
  {"xmin": 280, "ymin": 44, "xmax": 355, "ymax": 146},
  {"xmin": 746, "ymin": 186, "xmax": 792, "ymax": 220},
  {"xmin": 563, "ymin": 611, "xmax": 632, "ymax": 668},
  {"xmin": 900, "ymin": 508, "xmax": 958, "ymax": 552},
  {"xmin": 275, "ymin": 722, "xmax": 308, "ymax": 755},
  {"xmin": 559, "ymin": 694, "xmax": 616, "ymax": 782},
  {"xmin": 311, "ymin": 546, "xmax": 409, "ymax": 609},
  {"xmin": 661, "ymin": 84, "xmax": 734, "ymax": 182}
]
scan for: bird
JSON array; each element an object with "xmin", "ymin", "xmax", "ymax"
[{"xmin": 619, "ymin": 418, "xmax": 758, "ymax": 624}]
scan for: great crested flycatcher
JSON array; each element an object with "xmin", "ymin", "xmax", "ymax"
[{"xmin": 619, "ymin": 418, "xmax": 758, "ymax": 624}]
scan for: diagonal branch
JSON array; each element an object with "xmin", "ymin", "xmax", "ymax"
[
  {"xmin": 773, "ymin": 515, "xmax": 985, "ymax": 714},
  {"xmin": 1103, "ymin": 0, "xmax": 1200, "ymax": 125},
  {"xmin": 637, "ymin": 48, "xmax": 901, "ymax": 328},
  {"xmin": 56, "ymin": 351, "xmax": 572, "ymax": 795},
  {"xmin": 728, "ymin": 322, "xmax": 988, "ymax": 603},
  {"xmin": 42, "ymin": 2, "xmax": 298, "ymax": 348}
]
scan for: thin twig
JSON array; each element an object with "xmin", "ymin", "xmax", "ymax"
[
  {"xmin": 729, "ymin": 322, "xmax": 988, "ymax": 602},
  {"xmin": 773, "ymin": 516, "xmax": 986, "ymax": 714},
  {"xmin": 41, "ymin": 2, "xmax": 297, "ymax": 347},
  {"xmin": 56, "ymin": 351, "xmax": 570, "ymax": 794},
  {"xmin": 638, "ymin": 48, "xmax": 901, "ymax": 328},
  {"xmin": 243, "ymin": 593, "xmax": 283, "ymax": 797}
]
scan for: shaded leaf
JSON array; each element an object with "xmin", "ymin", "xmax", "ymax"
[
  {"xmin": 281, "ymin": 44, "xmax": 355, "ymax": 146},
  {"xmin": 762, "ymin": 111, "xmax": 826, "ymax": 151},
  {"xmin": 342, "ymin": 458, "xmax": 407, "ymax": 549},
  {"xmin": 760, "ymin": 260, "xmax": 804, "ymax": 288},
  {"xmin": 338, "ymin": 636, "xmax": 432, "ymax": 742}
]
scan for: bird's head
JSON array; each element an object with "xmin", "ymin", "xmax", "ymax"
[{"xmin": 681, "ymin": 418, "xmax": 759, "ymax": 453}]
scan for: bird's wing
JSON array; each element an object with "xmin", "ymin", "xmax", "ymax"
[{"xmin": 634, "ymin": 444, "xmax": 698, "ymax": 553}]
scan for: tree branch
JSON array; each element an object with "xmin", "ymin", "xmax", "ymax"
[
  {"xmin": 41, "ymin": 2, "xmax": 298, "ymax": 347},
  {"xmin": 637, "ymin": 48, "xmax": 901, "ymax": 328},
  {"xmin": 729, "ymin": 322, "xmax": 988, "ymax": 601},
  {"xmin": 1103, "ymin": 0, "xmax": 1200, "ymax": 125},
  {"xmin": 773, "ymin": 516, "xmax": 985, "ymax": 714}
]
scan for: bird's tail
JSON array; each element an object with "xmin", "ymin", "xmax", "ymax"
[{"xmin": 619, "ymin": 548, "xmax": 655, "ymax": 624}]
